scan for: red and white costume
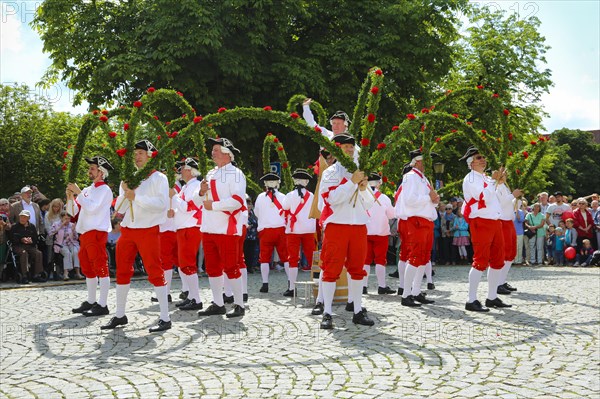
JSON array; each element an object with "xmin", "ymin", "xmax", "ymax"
[
  {"xmin": 255, "ymin": 189, "xmax": 289, "ymax": 284},
  {"xmin": 393, "ymin": 183, "xmax": 410, "ymax": 291},
  {"xmin": 497, "ymin": 182, "xmax": 517, "ymax": 287},
  {"xmin": 364, "ymin": 188, "xmax": 395, "ymax": 289}
]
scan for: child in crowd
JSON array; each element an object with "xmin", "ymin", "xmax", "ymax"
[
  {"xmin": 564, "ymin": 219, "xmax": 578, "ymax": 266},
  {"xmin": 452, "ymin": 207, "xmax": 470, "ymax": 263},
  {"xmin": 575, "ymin": 239, "xmax": 594, "ymax": 267},
  {"xmin": 545, "ymin": 224, "xmax": 556, "ymax": 265},
  {"xmin": 554, "ymin": 227, "xmax": 566, "ymax": 266},
  {"xmin": 49, "ymin": 211, "xmax": 83, "ymax": 280}
]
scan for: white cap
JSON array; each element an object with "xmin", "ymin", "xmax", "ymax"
[
  {"xmin": 19, "ymin": 210, "xmax": 30, "ymax": 217},
  {"xmin": 20, "ymin": 186, "xmax": 32, "ymax": 194}
]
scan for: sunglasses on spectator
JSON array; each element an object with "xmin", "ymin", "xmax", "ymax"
[{"xmin": 474, "ymin": 155, "xmax": 485, "ymax": 160}]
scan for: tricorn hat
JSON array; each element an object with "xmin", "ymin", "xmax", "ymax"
[
  {"xmin": 260, "ymin": 173, "xmax": 281, "ymax": 184},
  {"xmin": 368, "ymin": 172, "xmax": 382, "ymax": 182},
  {"xmin": 85, "ymin": 156, "xmax": 114, "ymax": 171},
  {"xmin": 207, "ymin": 137, "xmax": 240, "ymax": 155},
  {"xmin": 459, "ymin": 146, "xmax": 480, "ymax": 161},
  {"xmin": 134, "ymin": 139, "xmax": 157, "ymax": 153},
  {"xmin": 333, "ymin": 133, "xmax": 356, "ymax": 146},
  {"xmin": 292, "ymin": 169, "xmax": 311, "ymax": 180},
  {"xmin": 329, "ymin": 110, "xmax": 351, "ymax": 125}
]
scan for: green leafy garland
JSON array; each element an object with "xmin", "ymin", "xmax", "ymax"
[{"xmin": 261, "ymin": 133, "xmax": 293, "ymax": 192}]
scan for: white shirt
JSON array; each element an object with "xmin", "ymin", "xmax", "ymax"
[
  {"xmin": 318, "ymin": 161, "xmax": 374, "ymax": 227},
  {"xmin": 21, "ymin": 200, "xmax": 36, "ymax": 227},
  {"xmin": 366, "ymin": 189, "xmax": 395, "ymax": 236},
  {"xmin": 255, "ymin": 190, "xmax": 287, "ymax": 232},
  {"xmin": 282, "ymin": 188, "xmax": 316, "ymax": 234},
  {"xmin": 159, "ymin": 214, "xmax": 176, "ymax": 233},
  {"xmin": 393, "ymin": 185, "xmax": 407, "ymax": 220},
  {"xmin": 117, "ymin": 171, "xmax": 169, "ymax": 228},
  {"xmin": 195, "ymin": 163, "xmax": 246, "ymax": 236},
  {"xmin": 67, "ymin": 182, "xmax": 113, "ymax": 234},
  {"xmin": 461, "ymin": 170, "xmax": 501, "ymax": 220},
  {"xmin": 496, "ymin": 183, "xmax": 516, "ymax": 221},
  {"xmin": 398, "ymin": 169, "xmax": 438, "ymax": 221},
  {"xmin": 171, "ymin": 178, "xmax": 202, "ymax": 229}
]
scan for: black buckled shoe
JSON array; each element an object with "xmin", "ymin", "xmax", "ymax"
[
  {"xmin": 414, "ymin": 293, "xmax": 435, "ymax": 304},
  {"xmin": 352, "ymin": 309, "xmax": 375, "ymax": 326},
  {"xmin": 223, "ymin": 294, "xmax": 234, "ymax": 304},
  {"xmin": 389, "ymin": 270, "xmax": 399, "ymax": 278},
  {"xmin": 83, "ymin": 304, "xmax": 109, "ymax": 317},
  {"xmin": 151, "ymin": 294, "xmax": 172, "ymax": 303},
  {"xmin": 362, "ymin": 287, "xmax": 368, "ymax": 295},
  {"xmin": 243, "ymin": 293, "xmax": 248, "ymax": 302},
  {"xmin": 72, "ymin": 301, "xmax": 95, "ymax": 314},
  {"xmin": 427, "ymin": 283, "xmax": 435, "ymax": 290},
  {"xmin": 311, "ymin": 302, "xmax": 324, "ymax": 315},
  {"xmin": 401, "ymin": 296, "xmax": 422, "ymax": 307},
  {"xmin": 485, "ymin": 297, "xmax": 512, "ymax": 308},
  {"xmin": 179, "ymin": 299, "xmax": 203, "ymax": 311},
  {"xmin": 345, "ymin": 302, "xmax": 354, "ymax": 312},
  {"xmin": 259, "ymin": 283, "xmax": 269, "ymax": 293},
  {"xmin": 503, "ymin": 282, "xmax": 517, "ymax": 292},
  {"xmin": 197, "ymin": 302, "xmax": 226, "ymax": 316},
  {"xmin": 283, "ymin": 289, "xmax": 295, "ymax": 297},
  {"xmin": 378, "ymin": 286, "xmax": 395, "ymax": 295},
  {"xmin": 226, "ymin": 304, "xmax": 245, "ymax": 318},
  {"xmin": 397, "ymin": 287, "xmax": 403, "ymax": 296},
  {"xmin": 148, "ymin": 319, "xmax": 172, "ymax": 333},
  {"xmin": 320, "ymin": 313, "xmax": 333, "ymax": 329},
  {"xmin": 179, "ymin": 291, "xmax": 189, "ymax": 300},
  {"xmin": 175, "ymin": 298, "xmax": 191, "ymax": 308},
  {"xmin": 497, "ymin": 284, "xmax": 511, "ymax": 295},
  {"xmin": 100, "ymin": 315, "xmax": 128, "ymax": 330},
  {"xmin": 465, "ymin": 300, "xmax": 490, "ymax": 312},
  {"xmin": 32, "ymin": 274, "xmax": 47, "ymax": 283}
]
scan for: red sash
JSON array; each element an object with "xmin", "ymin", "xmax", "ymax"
[
  {"xmin": 181, "ymin": 190, "xmax": 202, "ymax": 225},
  {"xmin": 267, "ymin": 191, "xmax": 285, "ymax": 217},
  {"xmin": 320, "ymin": 178, "xmax": 348, "ymax": 223},
  {"xmin": 463, "ymin": 182, "xmax": 488, "ymax": 223},
  {"xmin": 394, "ymin": 186, "xmax": 403, "ymax": 204},
  {"xmin": 210, "ymin": 179, "xmax": 246, "ymax": 234},
  {"xmin": 412, "ymin": 169, "xmax": 432, "ymax": 190},
  {"xmin": 289, "ymin": 190, "xmax": 310, "ymax": 232}
]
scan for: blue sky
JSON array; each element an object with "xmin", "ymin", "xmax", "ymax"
[{"xmin": 1, "ymin": 0, "xmax": 598, "ymax": 133}]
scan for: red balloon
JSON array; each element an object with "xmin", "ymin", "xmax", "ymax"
[{"xmin": 564, "ymin": 247, "xmax": 576, "ymax": 260}]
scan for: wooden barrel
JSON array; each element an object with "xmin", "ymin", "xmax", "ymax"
[{"xmin": 312, "ymin": 250, "xmax": 349, "ymax": 303}]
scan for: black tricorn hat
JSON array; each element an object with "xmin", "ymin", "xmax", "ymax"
[
  {"xmin": 181, "ymin": 157, "xmax": 199, "ymax": 170},
  {"xmin": 330, "ymin": 110, "xmax": 351, "ymax": 124},
  {"xmin": 207, "ymin": 137, "xmax": 241, "ymax": 154},
  {"xmin": 368, "ymin": 172, "xmax": 382, "ymax": 182},
  {"xmin": 333, "ymin": 133, "xmax": 356, "ymax": 146},
  {"xmin": 409, "ymin": 148, "xmax": 423, "ymax": 159},
  {"xmin": 134, "ymin": 139, "xmax": 157, "ymax": 153},
  {"xmin": 459, "ymin": 146, "xmax": 480, "ymax": 161},
  {"xmin": 292, "ymin": 169, "xmax": 311, "ymax": 180},
  {"xmin": 85, "ymin": 156, "xmax": 114, "ymax": 171},
  {"xmin": 259, "ymin": 173, "xmax": 281, "ymax": 183}
]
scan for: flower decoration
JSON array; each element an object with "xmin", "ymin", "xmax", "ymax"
[
  {"xmin": 530, "ymin": 140, "xmax": 536, "ymax": 145},
  {"xmin": 466, "ymin": 121, "xmax": 472, "ymax": 126},
  {"xmin": 273, "ymin": 138, "xmax": 279, "ymax": 143},
  {"xmin": 516, "ymin": 169, "xmax": 521, "ymax": 175},
  {"xmin": 290, "ymin": 112, "xmax": 300, "ymax": 119},
  {"xmin": 277, "ymin": 146, "xmax": 284, "ymax": 151},
  {"xmin": 492, "ymin": 93, "xmax": 499, "ymax": 98},
  {"xmin": 193, "ymin": 116, "xmax": 203, "ymax": 124},
  {"xmin": 133, "ymin": 101, "xmax": 143, "ymax": 108},
  {"xmin": 367, "ymin": 113, "xmax": 376, "ymax": 123},
  {"xmin": 108, "ymin": 131, "xmax": 117, "ymax": 138},
  {"xmin": 374, "ymin": 69, "xmax": 383, "ymax": 76},
  {"xmin": 157, "ymin": 135, "xmax": 161, "ymax": 140},
  {"xmin": 452, "ymin": 113, "xmax": 459, "ymax": 118},
  {"xmin": 176, "ymin": 91, "xmax": 183, "ymax": 96},
  {"xmin": 165, "ymin": 121, "xmax": 171, "ymax": 126},
  {"xmin": 451, "ymin": 129, "xmax": 457, "ymax": 133},
  {"xmin": 376, "ymin": 143, "xmax": 386, "ymax": 150},
  {"xmin": 314, "ymin": 126, "xmax": 322, "ymax": 133},
  {"xmin": 360, "ymin": 138, "xmax": 370, "ymax": 146},
  {"xmin": 101, "ymin": 110, "xmax": 109, "ymax": 115},
  {"xmin": 421, "ymin": 124, "xmax": 426, "ymax": 132},
  {"xmin": 116, "ymin": 148, "xmax": 127, "ymax": 157},
  {"xmin": 477, "ymin": 85, "xmax": 484, "ymax": 89},
  {"xmin": 151, "ymin": 151, "xmax": 158, "ymax": 158},
  {"xmin": 63, "ymin": 151, "xmax": 68, "ymax": 158},
  {"xmin": 62, "ymin": 164, "xmax": 67, "ymax": 171},
  {"xmin": 182, "ymin": 114, "xmax": 187, "ymax": 118},
  {"xmin": 147, "ymin": 87, "xmax": 156, "ymax": 93},
  {"xmin": 92, "ymin": 110, "xmax": 99, "ymax": 115},
  {"xmin": 218, "ymin": 107, "xmax": 227, "ymax": 113},
  {"xmin": 263, "ymin": 106, "xmax": 272, "ymax": 111},
  {"xmin": 503, "ymin": 109, "xmax": 510, "ymax": 116},
  {"xmin": 382, "ymin": 176, "xmax": 388, "ymax": 183},
  {"xmin": 391, "ymin": 125, "xmax": 399, "ymax": 131},
  {"xmin": 123, "ymin": 123, "xmax": 130, "ymax": 131},
  {"xmin": 522, "ymin": 151, "xmax": 529, "ymax": 159},
  {"xmin": 435, "ymin": 137, "xmax": 441, "ymax": 142},
  {"xmin": 481, "ymin": 129, "xmax": 487, "ymax": 135},
  {"xmin": 172, "ymin": 150, "xmax": 177, "ymax": 155},
  {"xmin": 381, "ymin": 160, "xmax": 388, "ymax": 166},
  {"xmin": 282, "ymin": 162, "xmax": 289, "ymax": 169},
  {"xmin": 153, "ymin": 115, "xmax": 159, "ymax": 120},
  {"xmin": 421, "ymin": 108, "xmax": 430, "ymax": 114},
  {"xmin": 508, "ymin": 133, "xmax": 514, "ymax": 140},
  {"xmin": 370, "ymin": 87, "xmax": 379, "ymax": 95},
  {"xmin": 508, "ymin": 151, "xmax": 513, "ymax": 156},
  {"xmin": 99, "ymin": 115, "xmax": 108, "ymax": 122}
]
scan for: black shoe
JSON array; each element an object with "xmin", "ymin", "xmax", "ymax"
[
  {"xmin": 497, "ymin": 285, "xmax": 512, "ymax": 295},
  {"xmin": 83, "ymin": 304, "xmax": 109, "ymax": 317},
  {"xmin": 226, "ymin": 304, "xmax": 245, "ymax": 318},
  {"xmin": 175, "ymin": 298, "xmax": 191, "ymax": 308},
  {"xmin": 20, "ymin": 278, "xmax": 29, "ymax": 284},
  {"xmin": 389, "ymin": 270, "xmax": 399, "ymax": 278},
  {"xmin": 427, "ymin": 283, "xmax": 435, "ymax": 290},
  {"xmin": 345, "ymin": 302, "xmax": 354, "ymax": 312},
  {"xmin": 151, "ymin": 294, "xmax": 172, "ymax": 303},
  {"xmin": 243, "ymin": 293, "xmax": 248, "ymax": 302},
  {"xmin": 401, "ymin": 296, "xmax": 422, "ymax": 307},
  {"xmin": 32, "ymin": 274, "xmax": 47, "ymax": 283},
  {"xmin": 259, "ymin": 283, "xmax": 268, "ymax": 293},
  {"xmin": 149, "ymin": 319, "xmax": 172, "ymax": 333},
  {"xmin": 100, "ymin": 315, "xmax": 128, "ymax": 330},
  {"xmin": 179, "ymin": 291, "xmax": 189, "ymax": 300},
  {"xmin": 223, "ymin": 294, "xmax": 234, "ymax": 304},
  {"xmin": 352, "ymin": 309, "xmax": 375, "ymax": 326},
  {"xmin": 413, "ymin": 293, "xmax": 435, "ymax": 304},
  {"xmin": 179, "ymin": 299, "xmax": 203, "ymax": 311},
  {"xmin": 72, "ymin": 301, "xmax": 95, "ymax": 314},
  {"xmin": 378, "ymin": 286, "xmax": 395, "ymax": 294},
  {"xmin": 503, "ymin": 282, "xmax": 517, "ymax": 292},
  {"xmin": 465, "ymin": 300, "xmax": 490, "ymax": 312},
  {"xmin": 485, "ymin": 297, "xmax": 512, "ymax": 308},
  {"xmin": 320, "ymin": 313, "xmax": 333, "ymax": 329},
  {"xmin": 283, "ymin": 289, "xmax": 295, "ymax": 297},
  {"xmin": 362, "ymin": 287, "xmax": 368, "ymax": 295},
  {"xmin": 397, "ymin": 287, "xmax": 403, "ymax": 296},
  {"xmin": 197, "ymin": 303, "xmax": 226, "ymax": 316},
  {"xmin": 311, "ymin": 302, "xmax": 324, "ymax": 315}
]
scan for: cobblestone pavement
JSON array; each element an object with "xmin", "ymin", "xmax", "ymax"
[{"xmin": 0, "ymin": 265, "xmax": 598, "ymax": 399}]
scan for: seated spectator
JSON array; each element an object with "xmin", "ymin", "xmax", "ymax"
[
  {"xmin": 0, "ymin": 198, "xmax": 11, "ymax": 271},
  {"xmin": 10, "ymin": 210, "xmax": 44, "ymax": 283},
  {"xmin": 575, "ymin": 239, "xmax": 594, "ymax": 267},
  {"xmin": 554, "ymin": 227, "xmax": 566, "ymax": 266},
  {"xmin": 49, "ymin": 211, "xmax": 83, "ymax": 280},
  {"xmin": 9, "ymin": 186, "xmax": 43, "ymax": 234}
]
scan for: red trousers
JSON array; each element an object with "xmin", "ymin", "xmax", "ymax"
[
  {"xmin": 177, "ymin": 227, "xmax": 202, "ymax": 275},
  {"xmin": 501, "ymin": 220, "xmax": 517, "ymax": 261},
  {"xmin": 159, "ymin": 231, "xmax": 178, "ymax": 272},
  {"xmin": 203, "ymin": 233, "xmax": 241, "ymax": 279},
  {"xmin": 365, "ymin": 235, "xmax": 389, "ymax": 265},
  {"xmin": 116, "ymin": 226, "xmax": 165, "ymax": 286},
  {"xmin": 287, "ymin": 233, "xmax": 316, "ymax": 268},
  {"xmin": 321, "ymin": 223, "xmax": 367, "ymax": 282},
  {"xmin": 470, "ymin": 218, "xmax": 505, "ymax": 271},
  {"xmin": 238, "ymin": 225, "xmax": 247, "ymax": 269},
  {"xmin": 259, "ymin": 227, "xmax": 288, "ymax": 263},
  {"xmin": 398, "ymin": 219, "xmax": 411, "ymax": 262},
  {"xmin": 78, "ymin": 230, "xmax": 109, "ymax": 279},
  {"xmin": 405, "ymin": 217, "xmax": 433, "ymax": 267}
]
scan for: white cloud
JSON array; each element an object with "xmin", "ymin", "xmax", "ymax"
[
  {"xmin": 1, "ymin": 12, "xmax": 23, "ymax": 52},
  {"xmin": 542, "ymin": 89, "xmax": 600, "ymax": 132}
]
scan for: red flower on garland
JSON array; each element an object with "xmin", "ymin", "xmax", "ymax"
[
  {"xmin": 147, "ymin": 87, "xmax": 156, "ymax": 93},
  {"xmin": 481, "ymin": 129, "xmax": 487, "ymax": 135},
  {"xmin": 452, "ymin": 113, "xmax": 459, "ymax": 118},
  {"xmin": 435, "ymin": 137, "xmax": 441, "ymax": 143},
  {"xmin": 92, "ymin": 110, "xmax": 99, "ymax": 115},
  {"xmin": 370, "ymin": 86, "xmax": 379, "ymax": 95},
  {"xmin": 182, "ymin": 114, "xmax": 187, "ymax": 119},
  {"xmin": 63, "ymin": 151, "xmax": 68, "ymax": 158},
  {"xmin": 477, "ymin": 85, "xmax": 484, "ymax": 90},
  {"xmin": 277, "ymin": 146, "xmax": 284, "ymax": 151},
  {"xmin": 290, "ymin": 112, "xmax": 300, "ymax": 119},
  {"xmin": 376, "ymin": 143, "xmax": 386, "ymax": 150},
  {"xmin": 123, "ymin": 123, "xmax": 129, "ymax": 131},
  {"xmin": 406, "ymin": 114, "xmax": 416, "ymax": 120},
  {"xmin": 218, "ymin": 107, "xmax": 227, "ymax": 113},
  {"xmin": 61, "ymin": 164, "xmax": 67, "ymax": 171},
  {"xmin": 116, "ymin": 148, "xmax": 127, "ymax": 157},
  {"xmin": 360, "ymin": 138, "xmax": 370, "ymax": 146},
  {"xmin": 263, "ymin": 106, "xmax": 272, "ymax": 111},
  {"xmin": 282, "ymin": 162, "xmax": 288, "ymax": 169},
  {"xmin": 273, "ymin": 138, "xmax": 279, "ymax": 143},
  {"xmin": 172, "ymin": 150, "xmax": 177, "ymax": 155},
  {"xmin": 503, "ymin": 109, "xmax": 510, "ymax": 116},
  {"xmin": 153, "ymin": 115, "xmax": 159, "ymax": 120},
  {"xmin": 451, "ymin": 129, "xmax": 458, "ymax": 133},
  {"xmin": 508, "ymin": 133, "xmax": 514, "ymax": 140},
  {"xmin": 522, "ymin": 151, "xmax": 529, "ymax": 159},
  {"xmin": 420, "ymin": 124, "xmax": 426, "ymax": 132},
  {"xmin": 314, "ymin": 126, "xmax": 322, "ymax": 133},
  {"xmin": 446, "ymin": 89, "xmax": 453, "ymax": 95},
  {"xmin": 508, "ymin": 151, "xmax": 513, "ymax": 156},
  {"xmin": 374, "ymin": 69, "xmax": 383, "ymax": 76},
  {"xmin": 516, "ymin": 169, "xmax": 521, "ymax": 175},
  {"xmin": 382, "ymin": 176, "xmax": 388, "ymax": 183},
  {"xmin": 193, "ymin": 116, "xmax": 203, "ymax": 124},
  {"xmin": 165, "ymin": 121, "xmax": 171, "ymax": 126},
  {"xmin": 157, "ymin": 135, "xmax": 161, "ymax": 140},
  {"xmin": 335, "ymin": 142, "xmax": 341, "ymax": 147},
  {"xmin": 421, "ymin": 108, "xmax": 430, "ymax": 114},
  {"xmin": 381, "ymin": 160, "xmax": 388, "ymax": 166},
  {"xmin": 177, "ymin": 91, "xmax": 183, "ymax": 97},
  {"xmin": 133, "ymin": 101, "xmax": 143, "ymax": 108},
  {"xmin": 67, "ymin": 144, "xmax": 72, "ymax": 149},
  {"xmin": 530, "ymin": 140, "xmax": 537, "ymax": 145},
  {"xmin": 466, "ymin": 121, "xmax": 472, "ymax": 126},
  {"xmin": 151, "ymin": 151, "xmax": 158, "ymax": 158},
  {"xmin": 99, "ymin": 115, "xmax": 108, "ymax": 122},
  {"xmin": 391, "ymin": 125, "xmax": 399, "ymax": 131},
  {"xmin": 367, "ymin": 113, "xmax": 376, "ymax": 123},
  {"xmin": 492, "ymin": 93, "xmax": 499, "ymax": 98},
  {"xmin": 170, "ymin": 131, "xmax": 179, "ymax": 138},
  {"xmin": 101, "ymin": 109, "xmax": 109, "ymax": 115},
  {"xmin": 266, "ymin": 132, "xmax": 272, "ymax": 136},
  {"xmin": 108, "ymin": 131, "xmax": 117, "ymax": 138}
]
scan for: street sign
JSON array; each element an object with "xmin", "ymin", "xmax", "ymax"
[{"xmin": 270, "ymin": 162, "xmax": 281, "ymax": 176}]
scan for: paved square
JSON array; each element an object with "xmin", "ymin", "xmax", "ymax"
[{"xmin": 1, "ymin": 266, "xmax": 599, "ymax": 398}]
